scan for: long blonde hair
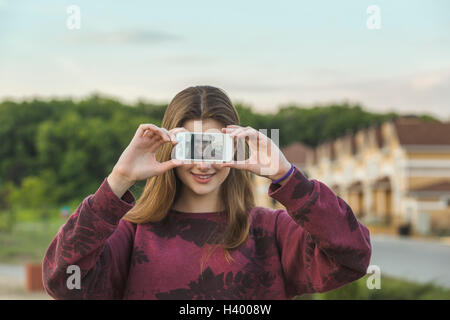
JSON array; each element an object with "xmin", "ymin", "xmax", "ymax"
[{"xmin": 123, "ymin": 85, "xmax": 255, "ymax": 267}]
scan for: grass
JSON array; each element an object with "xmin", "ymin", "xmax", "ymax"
[
  {"xmin": 294, "ymin": 274, "xmax": 450, "ymax": 300},
  {"xmin": 0, "ymin": 201, "xmax": 82, "ymax": 264},
  {"xmin": 0, "ymin": 219, "xmax": 64, "ymax": 264}
]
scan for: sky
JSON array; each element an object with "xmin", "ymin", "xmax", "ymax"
[{"xmin": 0, "ymin": 0, "xmax": 449, "ymax": 119}]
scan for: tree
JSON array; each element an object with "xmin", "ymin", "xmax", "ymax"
[{"xmin": 0, "ymin": 94, "xmax": 438, "ymax": 210}]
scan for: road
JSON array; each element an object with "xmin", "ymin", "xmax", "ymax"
[{"xmin": 370, "ymin": 234, "xmax": 450, "ymax": 288}]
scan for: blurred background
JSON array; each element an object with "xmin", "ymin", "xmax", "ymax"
[{"xmin": 0, "ymin": 0, "xmax": 449, "ymax": 299}]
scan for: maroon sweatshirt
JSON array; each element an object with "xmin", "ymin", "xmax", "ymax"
[{"xmin": 42, "ymin": 166, "xmax": 371, "ymax": 299}]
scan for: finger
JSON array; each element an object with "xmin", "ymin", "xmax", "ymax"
[
  {"xmin": 231, "ymin": 128, "xmax": 259, "ymax": 151},
  {"xmin": 238, "ymin": 130, "xmax": 259, "ymax": 150},
  {"xmin": 142, "ymin": 128, "xmax": 167, "ymax": 145},
  {"xmin": 143, "ymin": 129, "xmax": 166, "ymax": 148},
  {"xmin": 234, "ymin": 128, "xmax": 256, "ymax": 140},
  {"xmin": 146, "ymin": 132, "xmax": 176, "ymax": 153},
  {"xmin": 166, "ymin": 128, "xmax": 179, "ymax": 142},
  {"xmin": 223, "ymin": 126, "xmax": 258, "ymax": 152},
  {"xmin": 136, "ymin": 124, "xmax": 160, "ymax": 138},
  {"xmin": 139, "ymin": 124, "xmax": 171, "ymax": 142},
  {"xmin": 169, "ymin": 127, "xmax": 189, "ymax": 143},
  {"xmin": 228, "ymin": 127, "xmax": 247, "ymax": 138},
  {"xmin": 169, "ymin": 127, "xmax": 189, "ymax": 134},
  {"xmin": 255, "ymin": 130, "xmax": 270, "ymax": 146},
  {"xmin": 219, "ymin": 160, "xmax": 249, "ymax": 170},
  {"xmin": 152, "ymin": 126, "xmax": 171, "ymax": 142},
  {"xmin": 148, "ymin": 136, "xmax": 164, "ymax": 153},
  {"xmin": 143, "ymin": 129, "xmax": 156, "ymax": 139},
  {"xmin": 234, "ymin": 128, "xmax": 268, "ymax": 149},
  {"xmin": 221, "ymin": 127, "xmax": 240, "ymax": 133},
  {"xmin": 160, "ymin": 127, "xmax": 176, "ymax": 143},
  {"xmin": 221, "ymin": 126, "xmax": 240, "ymax": 131},
  {"xmin": 222, "ymin": 129, "xmax": 253, "ymax": 158},
  {"xmin": 154, "ymin": 159, "xmax": 185, "ymax": 174}
]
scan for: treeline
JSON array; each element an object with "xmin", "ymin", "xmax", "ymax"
[{"xmin": 0, "ymin": 94, "xmax": 438, "ymax": 217}]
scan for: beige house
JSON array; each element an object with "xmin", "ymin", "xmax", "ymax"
[
  {"xmin": 252, "ymin": 117, "xmax": 450, "ymax": 235},
  {"xmin": 305, "ymin": 117, "xmax": 450, "ymax": 235}
]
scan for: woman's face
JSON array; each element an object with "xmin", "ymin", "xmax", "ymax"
[{"xmin": 174, "ymin": 118, "xmax": 231, "ymax": 196}]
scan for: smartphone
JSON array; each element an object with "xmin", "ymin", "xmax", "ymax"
[{"xmin": 174, "ymin": 132, "xmax": 234, "ymax": 162}]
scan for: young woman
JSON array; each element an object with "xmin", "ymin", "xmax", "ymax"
[{"xmin": 42, "ymin": 86, "xmax": 371, "ymax": 300}]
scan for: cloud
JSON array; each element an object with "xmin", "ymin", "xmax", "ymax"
[
  {"xmin": 411, "ymin": 72, "xmax": 449, "ymax": 91},
  {"xmin": 157, "ymin": 55, "xmax": 215, "ymax": 65},
  {"xmin": 202, "ymin": 68, "xmax": 450, "ymax": 119},
  {"xmin": 70, "ymin": 30, "xmax": 182, "ymax": 45}
]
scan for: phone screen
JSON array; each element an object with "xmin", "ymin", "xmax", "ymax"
[{"xmin": 184, "ymin": 133, "xmax": 225, "ymax": 161}]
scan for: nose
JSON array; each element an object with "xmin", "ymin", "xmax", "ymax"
[{"xmin": 195, "ymin": 161, "xmax": 212, "ymax": 172}]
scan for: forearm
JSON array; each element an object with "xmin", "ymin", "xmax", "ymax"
[
  {"xmin": 271, "ymin": 168, "xmax": 372, "ymax": 295},
  {"xmin": 107, "ymin": 170, "xmax": 135, "ymax": 199},
  {"xmin": 267, "ymin": 161, "xmax": 294, "ymax": 187},
  {"xmin": 43, "ymin": 178, "xmax": 136, "ymax": 299},
  {"xmin": 271, "ymin": 167, "xmax": 371, "ymax": 278}
]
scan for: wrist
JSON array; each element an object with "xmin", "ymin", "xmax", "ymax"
[
  {"xmin": 107, "ymin": 170, "xmax": 135, "ymax": 199},
  {"xmin": 269, "ymin": 162, "xmax": 292, "ymax": 180},
  {"xmin": 270, "ymin": 163, "xmax": 295, "ymax": 186}
]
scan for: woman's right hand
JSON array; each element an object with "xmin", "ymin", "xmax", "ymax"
[{"xmin": 107, "ymin": 124, "xmax": 187, "ymax": 198}]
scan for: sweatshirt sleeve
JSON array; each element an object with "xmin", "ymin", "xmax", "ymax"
[
  {"xmin": 42, "ymin": 178, "xmax": 136, "ymax": 299},
  {"xmin": 269, "ymin": 166, "xmax": 372, "ymax": 297}
]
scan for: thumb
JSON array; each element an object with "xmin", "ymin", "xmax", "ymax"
[{"xmin": 155, "ymin": 159, "xmax": 184, "ymax": 174}]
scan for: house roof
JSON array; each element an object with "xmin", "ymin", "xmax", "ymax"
[
  {"xmin": 394, "ymin": 118, "xmax": 450, "ymax": 145},
  {"xmin": 281, "ymin": 142, "xmax": 312, "ymax": 165}
]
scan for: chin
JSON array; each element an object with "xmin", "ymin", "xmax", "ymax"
[{"xmin": 188, "ymin": 182, "xmax": 218, "ymax": 195}]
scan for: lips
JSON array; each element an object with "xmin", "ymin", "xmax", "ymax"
[{"xmin": 191, "ymin": 172, "xmax": 215, "ymax": 183}]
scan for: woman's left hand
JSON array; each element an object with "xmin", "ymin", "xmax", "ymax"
[{"xmin": 219, "ymin": 125, "xmax": 292, "ymax": 181}]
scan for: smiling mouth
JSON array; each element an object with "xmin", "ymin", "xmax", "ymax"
[
  {"xmin": 191, "ymin": 173, "xmax": 215, "ymax": 178},
  {"xmin": 190, "ymin": 172, "xmax": 215, "ymax": 182}
]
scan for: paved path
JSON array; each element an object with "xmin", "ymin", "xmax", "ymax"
[
  {"xmin": 370, "ymin": 234, "xmax": 450, "ymax": 288},
  {"xmin": 0, "ymin": 264, "xmax": 24, "ymax": 279},
  {"xmin": 0, "ymin": 264, "xmax": 50, "ymax": 300}
]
